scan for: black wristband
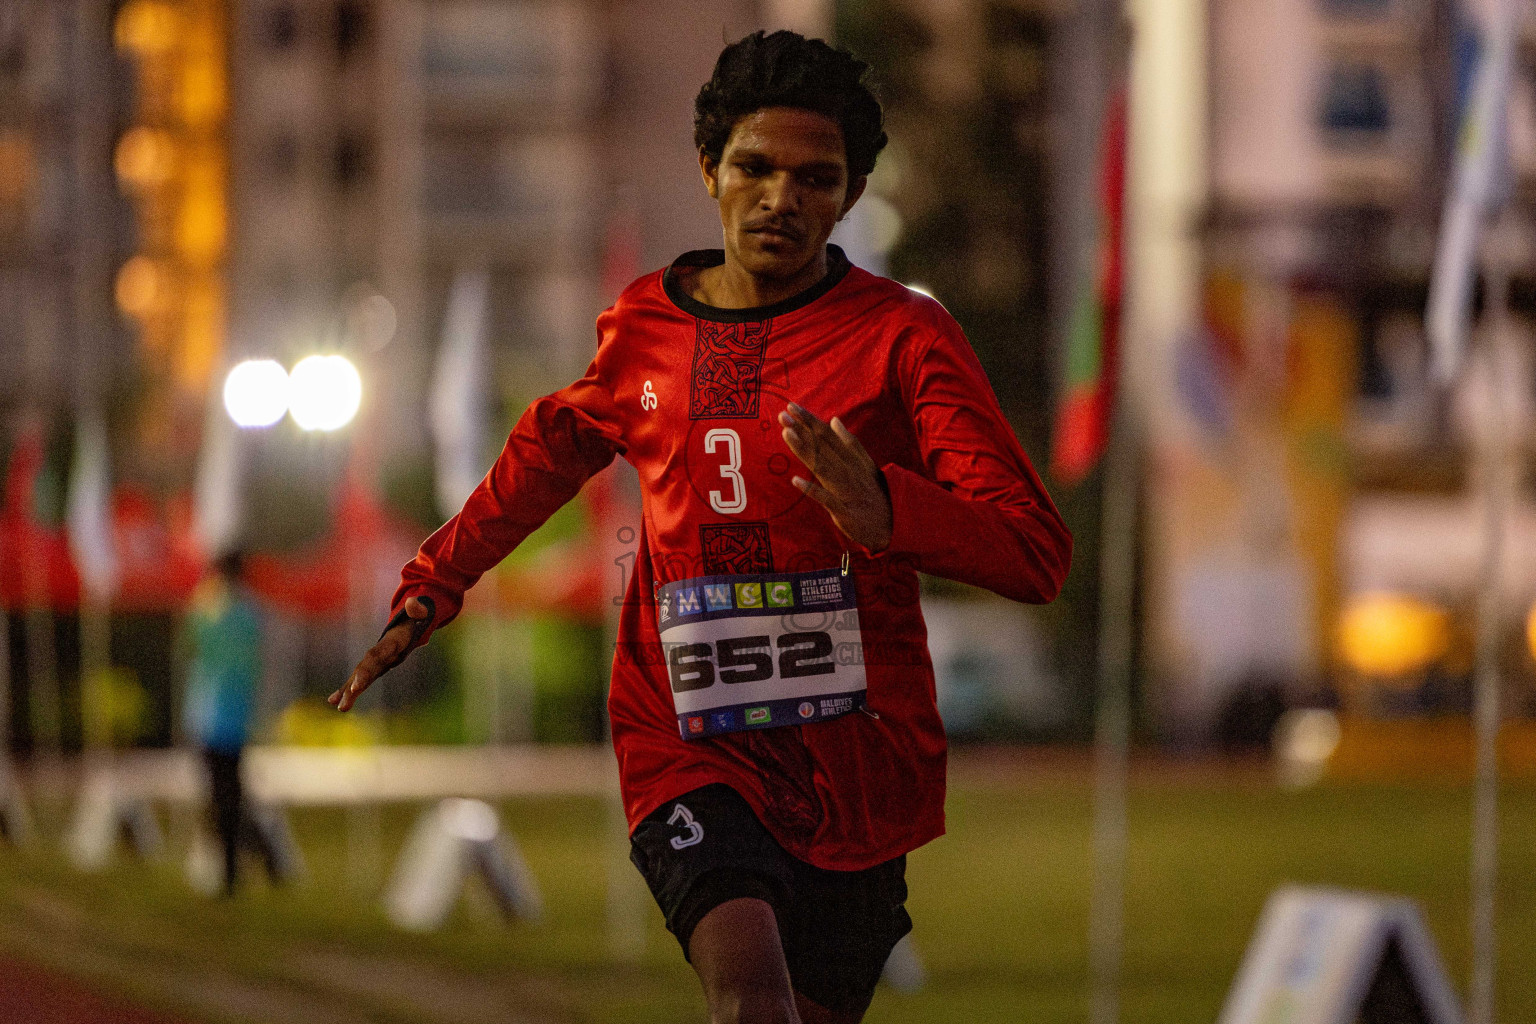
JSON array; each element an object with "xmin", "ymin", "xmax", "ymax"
[{"xmin": 380, "ymin": 595, "xmax": 436, "ymax": 670}]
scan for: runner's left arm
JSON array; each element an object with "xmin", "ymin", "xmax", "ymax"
[{"xmin": 875, "ymin": 307, "xmax": 1072, "ymax": 604}]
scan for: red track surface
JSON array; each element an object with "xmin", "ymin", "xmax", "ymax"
[{"xmin": 0, "ymin": 957, "xmax": 190, "ymax": 1024}]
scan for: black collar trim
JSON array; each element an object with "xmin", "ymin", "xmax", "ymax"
[{"xmin": 662, "ymin": 245, "xmax": 851, "ymax": 323}]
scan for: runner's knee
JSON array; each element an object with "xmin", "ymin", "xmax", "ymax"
[{"xmin": 690, "ymin": 898, "xmax": 798, "ymax": 1024}]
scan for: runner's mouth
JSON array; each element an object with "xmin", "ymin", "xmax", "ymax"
[{"xmin": 748, "ymin": 225, "xmax": 801, "ymax": 244}]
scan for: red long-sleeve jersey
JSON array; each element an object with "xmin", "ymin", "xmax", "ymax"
[{"xmin": 391, "ymin": 247, "xmax": 1071, "ymax": 870}]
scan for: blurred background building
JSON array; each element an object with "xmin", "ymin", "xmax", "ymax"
[{"xmin": 1152, "ymin": 0, "xmax": 1536, "ymax": 743}]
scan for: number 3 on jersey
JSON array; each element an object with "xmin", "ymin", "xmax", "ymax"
[{"xmin": 704, "ymin": 428, "xmax": 747, "ymax": 514}]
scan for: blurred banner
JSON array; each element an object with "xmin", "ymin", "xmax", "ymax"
[{"xmin": 1149, "ymin": 273, "xmax": 1355, "ymax": 742}]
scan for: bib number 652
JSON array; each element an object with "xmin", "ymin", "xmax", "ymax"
[{"xmin": 668, "ymin": 631, "xmax": 835, "ymax": 693}]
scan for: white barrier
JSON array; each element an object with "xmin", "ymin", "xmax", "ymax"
[
  {"xmin": 51, "ymin": 745, "xmax": 615, "ymax": 806},
  {"xmin": 66, "ymin": 770, "xmax": 164, "ymax": 871},
  {"xmin": 881, "ymin": 934, "xmax": 926, "ymax": 993},
  {"xmin": 1219, "ymin": 886, "xmax": 1462, "ymax": 1024},
  {"xmin": 384, "ymin": 798, "xmax": 543, "ymax": 932}
]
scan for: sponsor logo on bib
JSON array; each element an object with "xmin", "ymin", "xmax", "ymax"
[
  {"xmin": 746, "ymin": 706, "xmax": 771, "ymax": 725},
  {"xmin": 734, "ymin": 582, "xmax": 763, "ymax": 608},
  {"xmin": 766, "ymin": 581, "xmax": 794, "ymax": 607},
  {"xmin": 676, "ymin": 588, "xmax": 702, "ymax": 615},
  {"xmin": 703, "ymin": 584, "xmax": 734, "ymax": 612},
  {"xmin": 821, "ymin": 696, "xmax": 855, "ymax": 716},
  {"xmin": 687, "ymin": 716, "xmax": 704, "ymax": 735},
  {"xmin": 798, "ymin": 701, "xmax": 816, "ymax": 719}
]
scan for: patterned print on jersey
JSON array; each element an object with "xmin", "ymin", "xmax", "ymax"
[
  {"xmin": 700, "ymin": 522, "xmax": 773, "ymax": 574},
  {"xmin": 689, "ymin": 318, "xmax": 772, "ymax": 418}
]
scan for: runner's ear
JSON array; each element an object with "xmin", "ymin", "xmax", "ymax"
[
  {"xmin": 700, "ymin": 150, "xmax": 721, "ymax": 199},
  {"xmin": 839, "ymin": 176, "xmax": 867, "ymax": 220}
]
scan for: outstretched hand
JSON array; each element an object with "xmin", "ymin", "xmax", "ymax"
[
  {"xmin": 329, "ymin": 595, "xmax": 432, "ymax": 712},
  {"xmin": 779, "ymin": 402, "xmax": 893, "ymax": 553}
]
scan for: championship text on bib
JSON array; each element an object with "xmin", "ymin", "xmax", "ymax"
[{"xmin": 656, "ymin": 567, "xmax": 866, "ymax": 739}]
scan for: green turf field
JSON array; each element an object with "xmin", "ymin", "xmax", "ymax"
[{"xmin": 0, "ymin": 763, "xmax": 1530, "ymax": 1023}]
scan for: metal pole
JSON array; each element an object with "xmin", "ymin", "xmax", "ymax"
[
  {"xmin": 1084, "ymin": 3, "xmax": 1134, "ymax": 1019},
  {"xmin": 72, "ymin": 0, "xmax": 114, "ymax": 770},
  {"xmin": 1089, "ymin": 402, "xmax": 1137, "ymax": 1024},
  {"xmin": 1467, "ymin": 216, "xmax": 1511, "ymax": 1024}
]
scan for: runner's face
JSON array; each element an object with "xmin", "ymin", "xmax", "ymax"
[{"xmin": 701, "ymin": 107, "xmax": 866, "ymax": 285}]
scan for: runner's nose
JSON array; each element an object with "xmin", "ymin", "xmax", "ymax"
[{"xmin": 759, "ymin": 171, "xmax": 801, "ymax": 215}]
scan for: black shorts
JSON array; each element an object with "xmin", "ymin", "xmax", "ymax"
[{"xmin": 628, "ymin": 783, "xmax": 912, "ymax": 1016}]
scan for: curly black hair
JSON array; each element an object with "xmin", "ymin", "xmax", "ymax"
[{"xmin": 694, "ymin": 30, "xmax": 887, "ymax": 181}]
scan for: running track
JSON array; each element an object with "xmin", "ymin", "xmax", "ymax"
[{"xmin": 0, "ymin": 956, "xmax": 190, "ymax": 1024}]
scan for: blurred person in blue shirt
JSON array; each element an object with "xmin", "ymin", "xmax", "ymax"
[{"xmin": 183, "ymin": 549, "xmax": 279, "ymax": 895}]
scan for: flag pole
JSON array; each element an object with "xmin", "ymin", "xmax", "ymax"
[
  {"xmin": 1467, "ymin": 210, "xmax": 1513, "ymax": 1024},
  {"xmin": 68, "ymin": 411, "xmax": 119, "ymax": 769},
  {"xmin": 1079, "ymin": 4, "xmax": 1134, "ymax": 1021},
  {"xmin": 1422, "ymin": 2, "xmax": 1515, "ymax": 1018},
  {"xmin": 1089, "ymin": 392, "xmax": 1137, "ymax": 1024}
]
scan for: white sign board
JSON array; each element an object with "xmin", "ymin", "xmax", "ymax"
[
  {"xmin": 1219, "ymin": 886, "xmax": 1462, "ymax": 1024},
  {"xmin": 385, "ymin": 798, "xmax": 542, "ymax": 932},
  {"xmin": 66, "ymin": 773, "xmax": 163, "ymax": 871}
]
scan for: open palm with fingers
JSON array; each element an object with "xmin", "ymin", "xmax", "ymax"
[{"xmin": 779, "ymin": 402, "xmax": 893, "ymax": 553}]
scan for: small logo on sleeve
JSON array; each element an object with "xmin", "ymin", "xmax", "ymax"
[{"xmin": 640, "ymin": 380, "xmax": 658, "ymax": 411}]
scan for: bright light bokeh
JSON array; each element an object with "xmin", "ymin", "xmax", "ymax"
[
  {"xmin": 1272, "ymin": 708, "xmax": 1342, "ymax": 789},
  {"xmin": 1337, "ymin": 592, "xmax": 1450, "ymax": 678},
  {"xmin": 114, "ymin": 256, "xmax": 165, "ymax": 317},
  {"xmin": 288, "ymin": 354, "xmax": 362, "ymax": 431},
  {"xmin": 222, "ymin": 359, "xmax": 289, "ymax": 428}
]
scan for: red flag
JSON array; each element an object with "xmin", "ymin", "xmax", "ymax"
[{"xmin": 1051, "ymin": 87, "xmax": 1128, "ymax": 486}]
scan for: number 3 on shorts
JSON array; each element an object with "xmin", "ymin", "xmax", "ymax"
[
  {"xmin": 668, "ymin": 802, "xmax": 704, "ymax": 850},
  {"xmin": 705, "ymin": 428, "xmax": 746, "ymax": 514}
]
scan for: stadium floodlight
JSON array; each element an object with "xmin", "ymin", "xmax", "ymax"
[
  {"xmin": 288, "ymin": 354, "xmax": 362, "ymax": 432},
  {"xmin": 223, "ymin": 359, "xmax": 290, "ymax": 428}
]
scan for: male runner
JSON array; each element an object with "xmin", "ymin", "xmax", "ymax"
[{"xmin": 332, "ymin": 30, "xmax": 1070, "ymax": 1024}]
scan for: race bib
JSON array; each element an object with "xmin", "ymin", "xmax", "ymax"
[{"xmin": 657, "ymin": 566, "xmax": 866, "ymax": 740}]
